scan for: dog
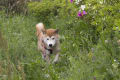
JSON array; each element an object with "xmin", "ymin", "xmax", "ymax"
[{"xmin": 36, "ymin": 23, "xmax": 60, "ymax": 63}]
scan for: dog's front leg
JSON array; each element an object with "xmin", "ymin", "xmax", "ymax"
[
  {"xmin": 45, "ymin": 55, "xmax": 50, "ymax": 64},
  {"xmin": 42, "ymin": 52, "xmax": 46, "ymax": 60},
  {"xmin": 41, "ymin": 48, "xmax": 46, "ymax": 60},
  {"xmin": 42, "ymin": 53, "xmax": 50, "ymax": 64},
  {"xmin": 53, "ymin": 53, "xmax": 59, "ymax": 63},
  {"xmin": 44, "ymin": 50, "xmax": 50, "ymax": 64},
  {"xmin": 41, "ymin": 52, "xmax": 50, "ymax": 64}
]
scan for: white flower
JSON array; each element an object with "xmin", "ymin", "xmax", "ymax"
[
  {"xmin": 116, "ymin": 27, "xmax": 119, "ymax": 29},
  {"xmin": 117, "ymin": 39, "xmax": 120, "ymax": 45},
  {"xmin": 105, "ymin": 40, "xmax": 108, "ymax": 43},
  {"xmin": 89, "ymin": 4, "xmax": 91, "ymax": 6},
  {"xmin": 81, "ymin": 5, "xmax": 86, "ymax": 10},
  {"xmin": 45, "ymin": 74, "xmax": 50, "ymax": 78},
  {"xmin": 78, "ymin": 0, "xmax": 82, "ymax": 2},
  {"xmin": 75, "ymin": 0, "xmax": 82, "ymax": 5},
  {"xmin": 114, "ymin": 59, "xmax": 117, "ymax": 62},
  {"xmin": 99, "ymin": 1, "xmax": 103, "ymax": 4},
  {"xmin": 75, "ymin": 1, "xmax": 79, "ymax": 5}
]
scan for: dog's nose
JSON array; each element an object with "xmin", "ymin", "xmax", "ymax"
[{"xmin": 49, "ymin": 44, "xmax": 52, "ymax": 47}]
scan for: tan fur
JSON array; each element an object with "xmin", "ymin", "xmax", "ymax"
[
  {"xmin": 36, "ymin": 23, "xmax": 45, "ymax": 51},
  {"xmin": 36, "ymin": 23, "xmax": 45, "ymax": 37},
  {"xmin": 46, "ymin": 29, "xmax": 58, "ymax": 37},
  {"xmin": 36, "ymin": 23, "xmax": 60, "ymax": 64}
]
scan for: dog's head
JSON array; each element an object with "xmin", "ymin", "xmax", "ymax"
[{"xmin": 43, "ymin": 29, "xmax": 59, "ymax": 48}]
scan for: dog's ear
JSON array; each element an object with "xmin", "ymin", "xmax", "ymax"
[{"xmin": 55, "ymin": 29, "xmax": 59, "ymax": 34}]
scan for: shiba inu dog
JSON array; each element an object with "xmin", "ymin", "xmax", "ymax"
[{"xmin": 36, "ymin": 23, "xmax": 60, "ymax": 63}]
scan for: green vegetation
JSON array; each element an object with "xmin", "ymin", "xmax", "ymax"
[{"xmin": 0, "ymin": 0, "xmax": 120, "ymax": 80}]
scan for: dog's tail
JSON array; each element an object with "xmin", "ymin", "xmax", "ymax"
[{"xmin": 36, "ymin": 23, "xmax": 45, "ymax": 36}]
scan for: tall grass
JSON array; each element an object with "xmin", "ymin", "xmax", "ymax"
[{"xmin": 0, "ymin": 11, "xmax": 120, "ymax": 80}]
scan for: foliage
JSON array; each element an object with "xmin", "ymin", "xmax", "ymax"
[
  {"xmin": 85, "ymin": 0, "xmax": 120, "ymax": 34},
  {"xmin": 28, "ymin": 0, "xmax": 79, "ymax": 24},
  {"xmin": 28, "ymin": 0, "xmax": 61, "ymax": 24},
  {"xmin": 0, "ymin": 0, "xmax": 120, "ymax": 80}
]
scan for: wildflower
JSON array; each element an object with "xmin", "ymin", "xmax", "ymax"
[
  {"xmin": 105, "ymin": 40, "xmax": 108, "ymax": 43},
  {"xmin": 75, "ymin": 2, "xmax": 79, "ymax": 5},
  {"xmin": 116, "ymin": 27, "xmax": 119, "ymax": 30},
  {"xmin": 70, "ymin": 0, "xmax": 73, "ymax": 3},
  {"xmin": 78, "ymin": 0, "xmax": 82, "ymax": 1},
  {"xmin": 99, "ymin": 1, "xmax": 103, "ymax": 4},
  {"xmin": 45, "ymin": 74, "xmax": 50, "ymax": 78},
  {"xmin": 81, "ymin": 5, "xmax": 86, "ymax": 10},
  {"xmin": 112, "ymin": 63, "xmax": 118, "ymax": 69},
  {"xmin": 114, "ymin": 59, "xmax": 117, "ymax": 62},
  {"xmin": 77, "ymin": 4, "xmax": 87, "ymax": 17},
  {"xmin": 82, "ymin": 10, "xmax": 87, "ymax": 15},
  {"xmin": 117, "ymin": 40, "xmax": 120, "ymax": 45},
  {"xmin": 77, "ymin": 11, "xmax": 82, "ymax": 17},
  {"xmin": 75, "ymin": 0, "xmax": 82, "ymax": 5},
  {"xmin": 77, "ymin": 10, "xmax": 87, "ymax": 17},
  {"xmin": 88, "ymin": 4, "xmax": 91, "ymax": 6}
]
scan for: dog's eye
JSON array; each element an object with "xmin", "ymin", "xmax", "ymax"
[
  {"xmin": 47, "ymin": 38, "xmax": 49, "ymax": 40},
  {"xmin": 52, "ymin": 38, "xmax": 55, "ymax": 40}
]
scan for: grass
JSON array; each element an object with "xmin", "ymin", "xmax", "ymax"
[{"xmin": 0, "ymin": 13, "xmax": 120, "ymax": 80}]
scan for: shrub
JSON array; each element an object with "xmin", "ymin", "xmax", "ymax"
[
  {"xmin": 84, "ymin": 0, "xmax": 120, "ymax": 34},
  {"xmin": 28, "ymin": 0, "xmax": 61, "ymax": 24},
  {"xmin": 27, "ymin": 0, "xmax": 80, "ymax": 24}
]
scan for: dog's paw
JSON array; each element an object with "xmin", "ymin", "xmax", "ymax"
[{"xmin": 42, "ymin": 54, "xmax": 46, "ymax": 59}]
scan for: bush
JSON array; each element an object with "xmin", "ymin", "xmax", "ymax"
[
  {"xmin": 28, "ymin": 0, "xmax": 62, "ymax": 24},
  {"xmin": 85, "ymin": 0, "xmax": 120, "ymax": 34},
  {"xmin": 28, "ymin": 0, "xmax": 80, "ymax": 24}
]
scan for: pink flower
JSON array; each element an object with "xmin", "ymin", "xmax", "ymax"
[
  {"xmin": 70, "ymin": 0, "xmax": 73, "ymax": 3},
  {"xmin": 77, "ymin": 10, "xmax": 87, "ymax": 17},
  {"xmin": 82, "ymin": 10, "xmax": 87, "ymax": 15},
  {"xmin": 77, "ymin": 11, "xmax": 82, "ymax": 17}
]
